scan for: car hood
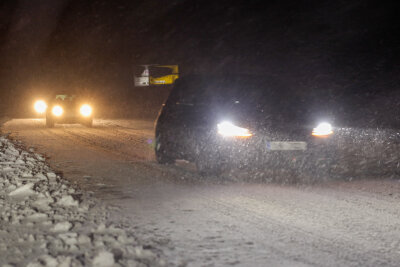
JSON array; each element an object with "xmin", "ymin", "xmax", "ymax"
[{"xmin": 179, "ymin": 100, "xmax": 400, "ymax": 132}]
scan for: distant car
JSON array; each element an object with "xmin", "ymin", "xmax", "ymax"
[
  {"xmin": 155, "ymin": 74, "xmax": 400, "ymax": 177},
  {"xmin": 45, "ymin": 95, "xmax": 93, "ymax": 127}
]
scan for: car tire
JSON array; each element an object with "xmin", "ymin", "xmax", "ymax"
[
  {"xmin": 46, "ymin": 118, "xmax": 54, "ymax": 128},
  {"xmin": 195, "ymin": 143, "xmax": 224, "ymax": 176},
  {"xmin": 155, "ymin": 133, "xmax": 175, "ymax": 164},
  {"xmin": 83, "ymin": 119, "xmax": 93, "ymax": 127}
]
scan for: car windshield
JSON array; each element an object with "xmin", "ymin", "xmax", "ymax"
[
  {"xmin": 172, "ymin": 75, "xmax": 288, "ymax": 106},
  {"xmin": 54, "ymin": 95, "xmax": 77, "ymax": 101}
]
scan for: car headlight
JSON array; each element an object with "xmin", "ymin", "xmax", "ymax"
[
  {"xmin": 80, "ymin": 104, "xmax": 92, "ymax": 117},
  {"xmin": 312, "ymin": 122, "xmax": 333, "ymax": 137},
  {"xmin": 34, "ymin": 100, "xmax": 47, "ymax": 114},
  {"xmin": 217, "ymin": 121, "xmax": 252, "ymax": 138},
  {"xmin": 52, "ymin": 105, "xmax": 63, "ymax": 117}
]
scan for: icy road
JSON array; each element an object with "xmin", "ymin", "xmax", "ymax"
[{"xmin": 2, "ymin": 118, "xmax": 400, "ymax": 266}]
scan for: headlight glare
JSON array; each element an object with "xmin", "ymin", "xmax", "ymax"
[
  {"xmin": 34, "ymin": 100, "xmax": 47, "ymax": 114},
  {"xmin": 312, "ymin": 122, "xmax": 333, "ymax": 137},
  {"xmin": 80, "ymin": 104, "xmax": 92, "ymax": 117},
  {"xmin": 217, "ymin": 121, "xmax": 252, "ymax": 138},
  {"xmin": 52, "ymin": 105, "xmax": 63, "ymax": 117}
]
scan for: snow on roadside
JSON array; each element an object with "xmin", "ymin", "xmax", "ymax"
[{"xmin": 0, "ymin": 136, "xmax": 167, "ymax": 266}]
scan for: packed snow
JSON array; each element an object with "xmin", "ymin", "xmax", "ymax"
[{"xmin": 0, "ymin": 135, "xmax": 167, "ymax": 266}]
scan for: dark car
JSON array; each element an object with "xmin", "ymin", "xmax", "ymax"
[
  {"xmin": 155, "ymin": 74, "xmax": 400, "ymax": 178},
  {"xmin": 46, "ymin": 95, "xmax": 93, "ymax": 127}
]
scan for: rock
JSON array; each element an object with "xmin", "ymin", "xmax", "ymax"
[
  {"xmin": 78, "ymin": 204, "xmax": 89, "ymax": 212},
  {"xmin": 7, "ymin": 184, "xmax": 16, "ymax": 191},
  {"xmin": 35, "ymin": 154, "xmax": 45, "ymax": 161},
  {"xmin": 26, "ymin": 157, "xmax": 36, "ymax": 162},
  {"xmin": 106, "ymin": 225, "xmax": 124, "ymax": 234},
  {"xmin": 57, "ymin": 195, "xmax": 78, "ymax": 207},
  {"xmin": 94, "ymin": 240, "xmax": 105, "ymax": 248},
  {"xmin": 134, "ymin": 246, "xmax": 157, "ymax": 261},
  {"xmin": 53, "ymin": 215, "xmax": 64, "ymax": 221},
  {"xmin": 96, "ymin": 223, "xmax": 107, "ymax": 232},
  {"xmin": 56, "ymin": 256, "xmax": 72, "ymax": 267},
  {"xmin": 34, "ymin": 173, "xmax": 47, "ymax": 181},
  {"xmin": 51, "ymin": 222, "xmax": 72, "ymax": 232},
  {"xmin": 47, "ymin": 172, "xmax": 57, "ymax": 180},
  {"xmin": 66, "ymin": 244, "xmax": 79, "ymax": 252},
  {"xmin": 26, "ymin": 161, "xmax": 35, "ymax": 169},
  {"xmin": 1, "ymin": 167, "xmax": 14, "ymax": 173},
  {"xmin": 77, "ymin": 234, "xmax": 91, "ymax": 245},
  {"xmin": 40, "ymin": 254, "xmax": 58, "ymax": 267},
  {"xmin": 92, "ymin": 251, "xmax": 115, "ymax": 267},
  {"xmin": 9, "ymin": 183, "xmax": 36, "ymax": 199},
  {"xmin": 22, "ymin": 172, "xmax": 34, "ymax": 178},
  {"xmin": 42, "ymin": 220, "xmax": 53, "ymax": 226},
  {"xmin": 28, "ymin": 234, "xmax": 35, "ymax": 242},
  {"xmin": 126, "ymin": 260, "xmax": 141, "ymax": 267},
  {"xmin": 15, "ymin": 159, "xmax": 25, "ymax": 165},
  {"xmin": 59, "ymin": 233, "xmax": 78, "ymax": 245},
  {"xmin": 117, "ymin": 234, "xmax": 128, "ymax": 244},
  {"xmin": 27, "ymin": 213, "xmax": 48, "ymax": 222},
  {"xmin": 5, "ymin": 147, "xmax": 19, "ymax": 157},
  {"xmin": 32, "ymin": 196, "xmax": 53, "ymax": 211}
]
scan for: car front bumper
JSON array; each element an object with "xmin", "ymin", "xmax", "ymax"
[
  {"xmin": 47, "ymin": 113, "xmax": 92, "ymax": 123},
  {"xmin": 202, "ymin": 127, "xmax": 400, "ymax": 172}
]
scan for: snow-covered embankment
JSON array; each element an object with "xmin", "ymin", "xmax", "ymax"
[{"xmin": 0, "ymin": 135, "xmax": 166, "ymax": 266}]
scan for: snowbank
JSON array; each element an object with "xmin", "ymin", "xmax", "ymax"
[{"xmin": 0, "ymin": 136, "xmax": 166, "ymax": 266}]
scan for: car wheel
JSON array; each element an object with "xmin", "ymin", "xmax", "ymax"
[
  {"xmin": 195, "ymin": 143, "xmax": 223, "ymax": 176},
  {"xmin": 46, "ymin": 118, "xmax": 54, "ymax": 128},
  {"xmin": 83, "ymin": 119, "xmax": 93, "ymax": 127},
  {"xmin": 155, "ymin": 133, "xmax": 175, "ymax": 164}
]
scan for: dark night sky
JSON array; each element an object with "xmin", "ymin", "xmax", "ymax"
[{"xmin": 0, "ymin": 0, "xmax": 399, "ymax": 116}]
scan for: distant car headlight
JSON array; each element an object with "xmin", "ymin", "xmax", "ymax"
[
  {"xmin": 80, "ymin": 104, "xmax": 92, "ymax": 117},
  {"xmin": 34, "ymin": 100, "xmax": 47, "ymax": 114},
  {"xmin": 52, "ymin": 105, "xmax": 63, "ymax": 117},
  {"xmin": 312, "ymin": 122, "xmax": 333, "ymax": 137},
  {"xmin": 217, "ymin": 121, "xmax": 252, "ymax": 138}
]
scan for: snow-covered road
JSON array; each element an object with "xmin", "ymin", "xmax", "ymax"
[{"xmin": 2, "ymin": 118, "xmax": 400, "ymax": 266}]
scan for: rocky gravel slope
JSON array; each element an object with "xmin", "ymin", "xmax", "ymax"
[{"xmin": 0, "ymin": 135, "xmax": 167, "ymax": 267}]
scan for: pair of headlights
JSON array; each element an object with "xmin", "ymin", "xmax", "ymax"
[
  {"xmin": 217, "ymin": 121, "xmax": 333, "ymax": 138},
  {"xmin": 51, "ymin": 104, "xmax": 93, "ymax": 117},
  {"xmin": 34, "ymin": 100, "xmax": 92, "ymax": 117}
]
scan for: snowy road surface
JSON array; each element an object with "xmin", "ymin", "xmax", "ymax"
[{"xmin": 2, "ymin": 118, "xmax": 400, "ymax": 266}]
